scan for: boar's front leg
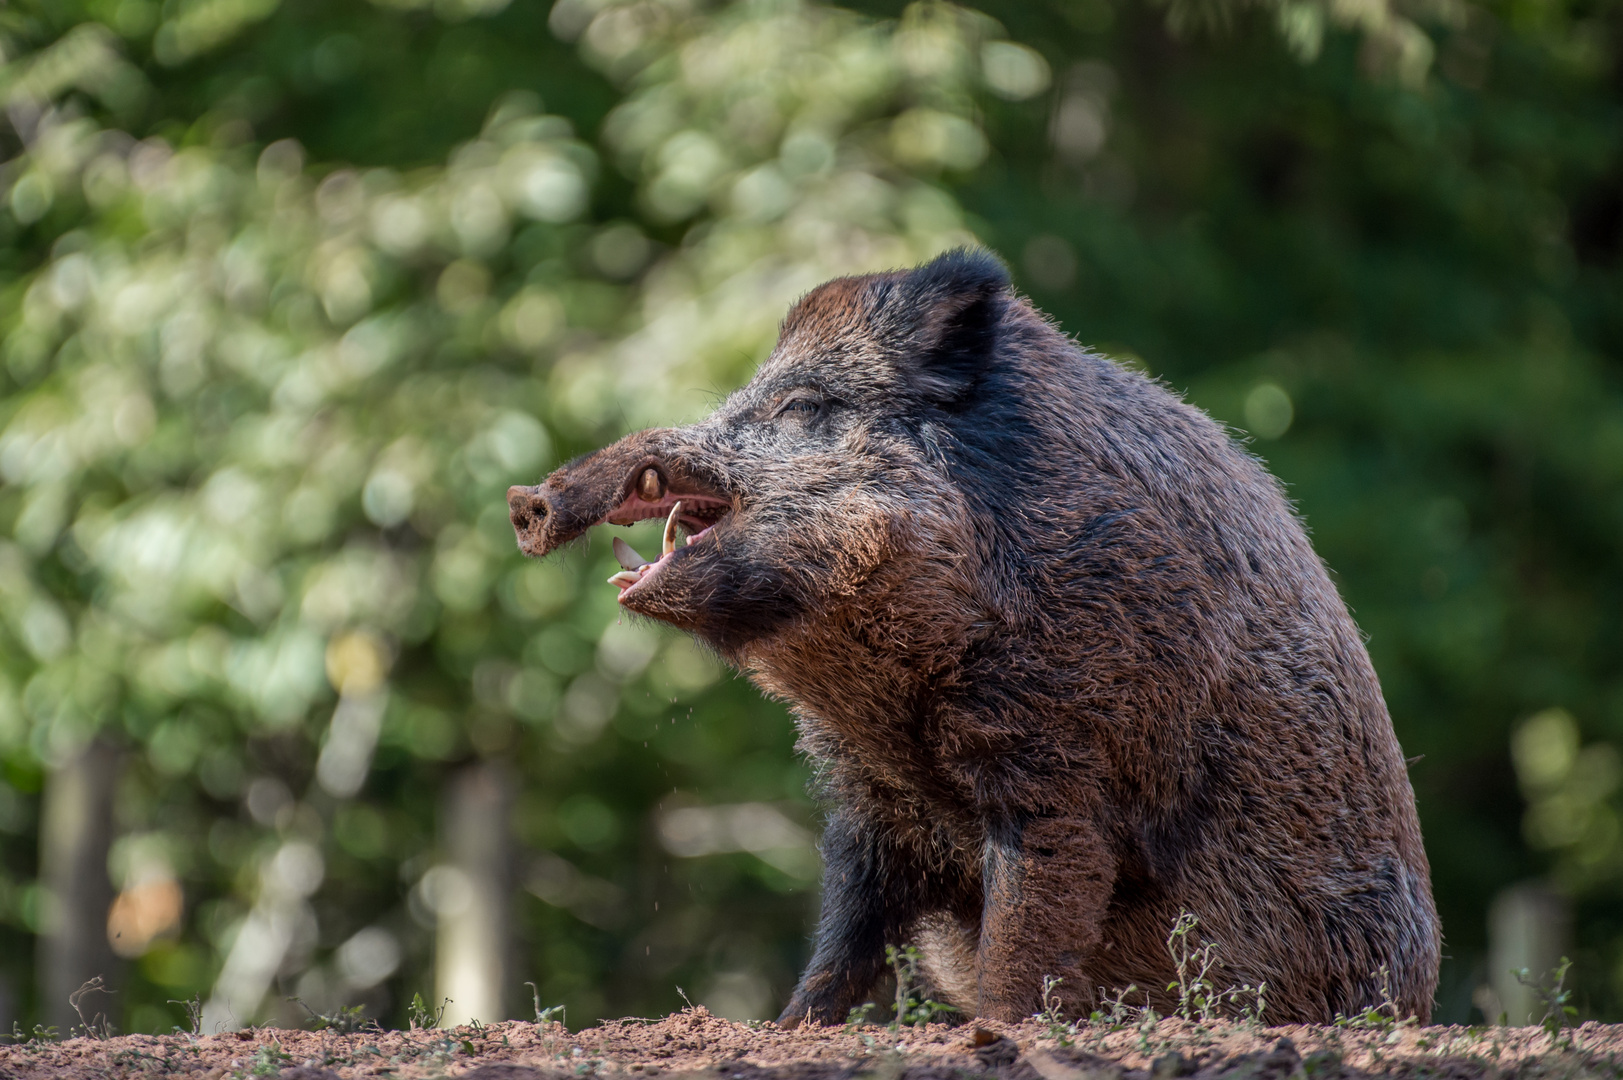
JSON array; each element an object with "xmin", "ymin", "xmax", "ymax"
[
  {"xmin": 975, "ymin": 813, "xmax": 1117, "ymax": 1021},
  {"xmin": 777, "ymin": 811, "xmax": 925, "ymax": 1028}
]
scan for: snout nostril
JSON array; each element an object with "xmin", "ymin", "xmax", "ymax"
[{"xmin": 506, "ymin": 485, "xmax": 549, "ymax": 523}]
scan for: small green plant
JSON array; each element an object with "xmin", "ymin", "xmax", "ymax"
[
  {"xmin": 1515, "ymin": 956, "xmax": 1578, "ymax": 1043},
  {"xmin": 1166, "ymin": 913, "xmax": 1220, "ymax": 1022},
  {"xmin": 10, "ymin": 1021, "xmax": 60, "ymax": 1046},
  {"xmin": 526, "ymin": 981, "xmax": 567, "ymax": 1026},
  {"xmin": 236, "ymin": 1041, "xmax": 292, "ymax": 1078},
  {"xmin": 1088, "ymin": 983, "xmax": 1143, "ymax": 1029},
  {"xmin": 290, "ymin": 998, "xmax": 371, "ymax": 1033},
  {"xmin": 69, "ymin": 976, "xmax": 116, "ymax": 1039},
  {"xmin": 886, "ymin": 944, "xmax": 957, "ymax": 1029},
  {"xmin": 1135, "ymin": 1003, "xmax": 1161, "ymax": 1054},
  {"xmin": 1164, "ymin": 913, "xmax": 1268, "ymax": 1024},
  {"xmin": 1245, "ymin": 980, "xmax": 1269, "ymax": 1026},
  {"xmin": 1069, "ymin": 913, "xmax": 1269, "ymax": 1046},
  {"xmin": 1035, "ymin": 975, "xmax": 1074, "ymax": 1044},
  {"xmin": 1333, "ymin": 965, "xmax": 1415, "ymax": 1031},
  {"xmin": 407, "ymin": 993, "xmax": 451, "ymax": 1030},
  {"xmin": 845, "ymin": 1001, "xmax": 879, "ymax": 1029},
  {"xmin": 108, "ymin": 1047, "xmax": 165, "ymax": 1071},
  {"xmin": 168, "ymin": 996, "xmax": 204, "ymax": 1036},
  {"xmin": 409, "ymin": 1033, "xmax": 459, "ymax": 1069}
]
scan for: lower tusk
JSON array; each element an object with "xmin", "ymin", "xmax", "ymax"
[
  {"xmin": 613, "ymin": 537, "xmax": 649, "ymax": 571},
  {"xmin": 663, "ymin": 501, "xmax": 685, "ymax": 557},
  {"xmin": 608, "ymin": 570, "xmax": 643, "ymax": 590}
]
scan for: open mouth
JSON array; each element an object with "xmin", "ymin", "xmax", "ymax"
[{"xmin": 598, "ymin": 465, "xmax": 733, "ymax": 602}]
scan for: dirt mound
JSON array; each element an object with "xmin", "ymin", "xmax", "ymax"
[{"xmin": 0, "ymin": 1009, "xmax": 1609, "ymax": 1079}]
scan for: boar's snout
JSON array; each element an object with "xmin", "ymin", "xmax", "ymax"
[{"xmin": 507, "ymin": 484, "xmax": 552, "ymax": 556}]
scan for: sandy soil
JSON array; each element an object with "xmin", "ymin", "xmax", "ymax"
[{"xmin": 0, "ymin": 1009, "xmax": 1611, "ymax": 1080}]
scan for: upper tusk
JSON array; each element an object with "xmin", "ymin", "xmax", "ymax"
[
  {"xmin": 663, "ymin": 501, "xmax": 685, "ymax": 557},
  {"xmin": 613, "ymin": 537, "xmax": 649, "ymax": 571}
]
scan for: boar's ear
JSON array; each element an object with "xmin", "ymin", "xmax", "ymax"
[{"xmin": 887, "ymin": 248, "xmax": 1011, "ymax": 406}]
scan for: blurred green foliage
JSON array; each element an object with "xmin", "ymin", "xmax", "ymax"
[{"xmin": 0, "ymin": 0, "xmax": 1618, "ymax": 1035}]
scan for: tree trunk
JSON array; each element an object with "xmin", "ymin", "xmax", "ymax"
[
  {"xmin": 37, "ymin": 739, "xmax": 120, "ymax": 1034},
  {"xmin": 1487, "ymin": 881, "xmax": 1570, "ymax": 1026},
  {"xmin": 435, "ymin": 761, "xmax": 513, "ymax": 1026}
]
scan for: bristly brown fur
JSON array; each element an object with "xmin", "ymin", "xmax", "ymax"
[{"xmin": 507, "ymin": 249, "xmax": 1441, "ymax": 1027}]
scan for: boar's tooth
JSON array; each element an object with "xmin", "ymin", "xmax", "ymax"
[
  {"xmin": 637, "ymin": 467, "xmax": 664, "ymax": 503},
  {"xmin": 613, "ymin": 537, "xmax": 649, "ymax": 571},
  {"xmin": 663, "ymin": 501, "xmax": 685, "ymax": 557},
  {"xmin": 607, "ymin": 570, "xmax": 642, "ymax": 589}
]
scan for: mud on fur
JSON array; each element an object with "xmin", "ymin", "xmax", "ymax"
[{"xmin": 507, "ymin": 249, "xmax": 1440, "ymax": 1027}]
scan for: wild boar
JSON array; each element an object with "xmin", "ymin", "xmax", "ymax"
[{"xmin": 506, "ymin": 249, "xmax": 1441, "ymax": 1026}]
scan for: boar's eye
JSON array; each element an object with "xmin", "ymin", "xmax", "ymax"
[{"xmin": 775, "ymin": 396, "xmax": 822, "ymax": 420}]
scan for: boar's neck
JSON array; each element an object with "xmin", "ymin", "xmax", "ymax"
[{"xmin": 737, "ymin": 500, "xmax": 1012, "ymax": 847}]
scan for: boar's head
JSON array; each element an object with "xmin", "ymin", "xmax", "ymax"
[{"xmin": 507, "ymin": 249, "xmax": 1012, "ymax": 659}]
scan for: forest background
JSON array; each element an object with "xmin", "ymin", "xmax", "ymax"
[{"xmin": 0, "ymin": 0, "xmax": 1619, "ymax": 1038}]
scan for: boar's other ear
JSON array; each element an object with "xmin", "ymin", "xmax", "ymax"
[{"xmin": 884, "ymin": 248, "xmax": 1011, "ymax": 406}]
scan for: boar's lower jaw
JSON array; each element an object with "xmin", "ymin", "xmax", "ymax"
[{"xmin": 599, "ymin": 491, "xmax": 734, "ymax": 618}]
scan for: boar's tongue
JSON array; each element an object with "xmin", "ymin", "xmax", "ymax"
[{"xmin": 607, "ymin": 503, "xmax": 685, "ymax": 593}]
